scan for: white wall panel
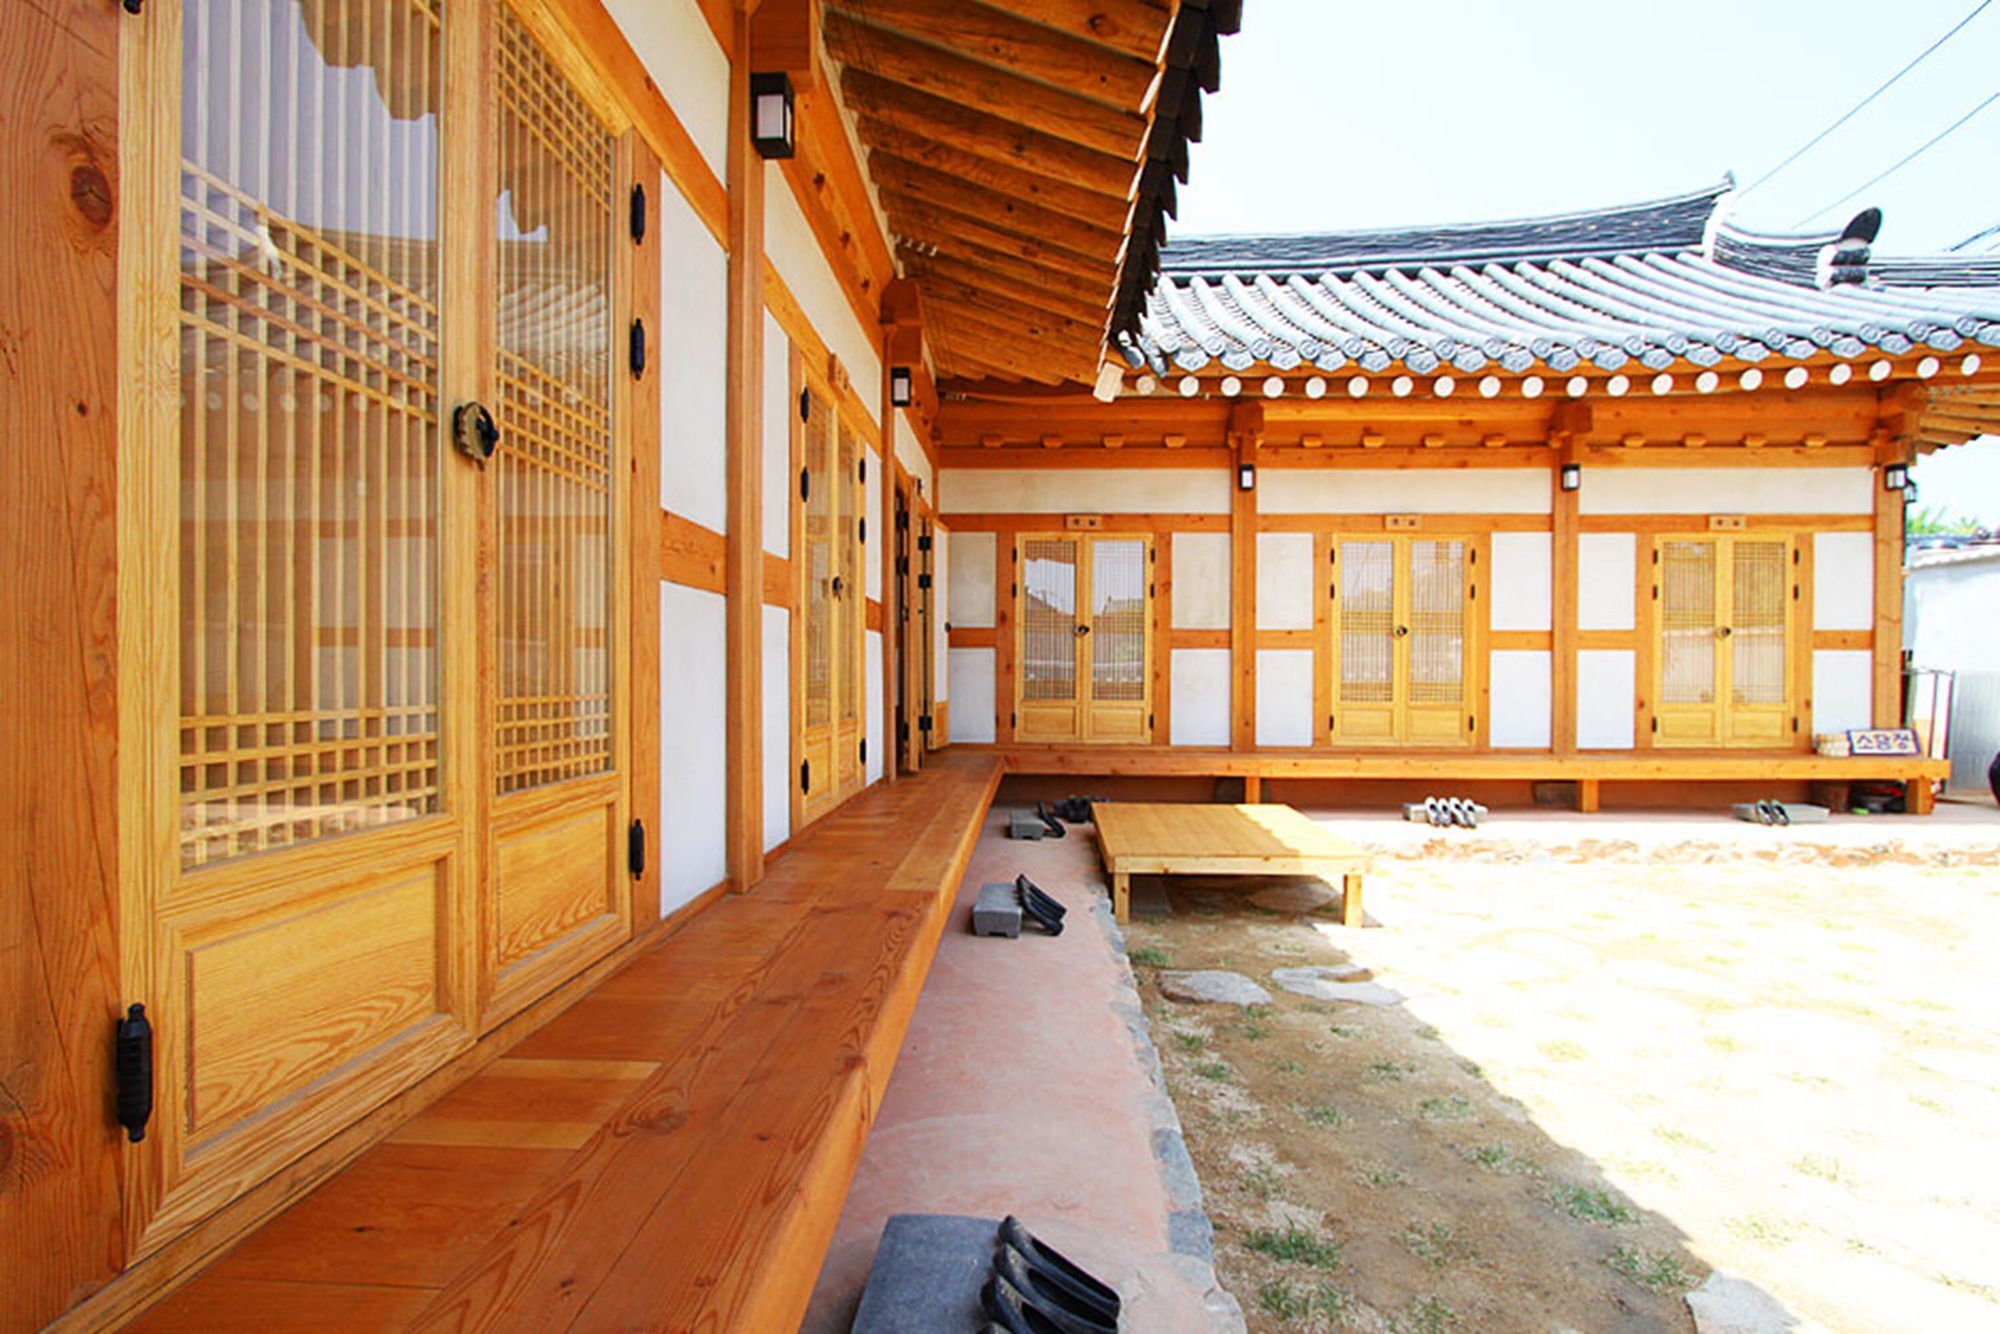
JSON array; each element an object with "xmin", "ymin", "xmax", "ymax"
[
  {"xmin": 1260, "ymin": 469, "xmax": 1550, "ymax": 514},
  {"xmin": 1170, "ymin": 649, "xmax": 1232, "ymax": 746},
  {"xmin": 765, "ymin": 176, "xmax": 881, "ymax": 401},
  {"xmin": 1489, "ymin": 532, "xmax": 1552, "ymax": 631},
  {"xmin": 762, "ymin": 311, "xmax": 791, "ymax": 557},
  {"xmin": 658, "ymin": 174, "xmax": 728, "ymax": 533},
  {"xmin": 866, "ymin": 631, "xmax": 884, "ymax": 784},
  {"xmin": 864, "ymin": 445, "xmax": 882, "ymax": 600},
  {"xmin": 1256, "ymin": 532, "xmax": 1315, "ymax": 629},
  {"xmin": 947, "ymin": 531, "xmax": 996, "ymax": 627},
  {"xmin": 605, "ymin": 0, "xmax": 728, "ymax": 180},
  {"xmin": 1489, "ymin": 650, "xmax": 1552, "ymax": 749},
  {"xmin": 897, "ymin": 415, "xmax": 933, "ymax": 499},
  {"xmin": 933, "ymin": 523, "xmax": 950, "ymax": 701},
  {"xmin": 661, "ymin": 584, "xmax": 727, "ymax": 916},
  {"xmin": 939, "ymin": 468, "xmax": 1231, "ymax": 515},
  {"xmin": 1173, "ymin": 532, "xmax": 1232, "ymax": 630},
  {"xmin": 948, "ymin": 647, "xmax": 996, "ymax": 742},
  {"xmin": 1576, "ymin": 650, "xmax": 1636, "ymax": 750},
  {"xmin": 1578, "ymin": 532, "xmax": 1637, "ymax": 631},
  {"xmin": 1813, "ymin": 532, "xmax": 1875, "ymax": 631},
  {"xmin": 762, "ymin": 605, "xmax": 791, "ymax": 851},
  {"xmin": 1580, "ymin": 466, "xmax": 1872, "ymax": 515},
  {"xmin": 1813, "ymin": 650, "xmax": 1873, "ymax": 734},
  {"xmin": 1255, "ymin": 650, "xmax": 1314, "ymax": 747}
]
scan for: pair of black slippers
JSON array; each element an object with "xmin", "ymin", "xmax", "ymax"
[
  {"xmin": 1015, "ymin": 875, "xmax": 1065, "ymax": 936},
  {"xmin": 979, "ymin": 1215, "xmax": 1122, "ymax": 1333},
  {"xmin": 1032, "ymin": 797, "xmax": 1100, "ymax": 838},
  {"xmin": 1748, "ymin": 799, "xmax": 1792, "ymax": 826}
]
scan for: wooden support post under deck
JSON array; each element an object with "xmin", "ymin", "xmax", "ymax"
[
  {"xmin": 724, "ymin": 5, "xmax": 766, "ymax": 888},
  {"xmin": 1243, "ymin": 772, "xmax": 1262, "ymax": 803},
  {"xmin": 1578, "ymin": 778, "xmax": 1601, "ymax": 814}
]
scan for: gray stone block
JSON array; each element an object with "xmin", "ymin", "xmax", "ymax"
[
  {"xmin": 850, "ymin": 1213, "xmax": 995, "ymax": 1334},
  {"xmin": 1007, "ymin": 810, "xmax": 1047, "ymax": 840},
  {"xmin": 973, "ymin": 882, "xmax": 1022, "ymax": 937}
]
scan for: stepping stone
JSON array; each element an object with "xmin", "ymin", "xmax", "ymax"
[
  {"xmin": 1270, "ymin": 966, "xmax": 1404, "ymax": 1006},
  {"xmin": 850, "ymin": 1214, "xmax": 993, "ymax": 1333},
  {"xmin": 1158, "ymin": 970, "xmax": 1272, "ymax": 1006},
  {"xmin": 1685, "ymin": 1271, "xmax": 1823, "ymax": 1334},
  {"xmin": 1248, "ymin": 881, "xmax": 1338, "ymax": 913}
]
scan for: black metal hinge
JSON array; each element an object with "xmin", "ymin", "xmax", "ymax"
[
  {"xmin": 858, "ymin": 458, "xmax": 867, "ymax": 484},
  {"xmin": 629, "ymin": 318, "xmax": 647, "ymax": 379},
  {"xmin": 917, "ymin": 534, "xmax": 933, "ymax": 552},
  {"xmin": 116, "ymin": 1004, "xmax": 154, "ymax": 1143},
  {"xmin": 1011, "ymin": 711, "xmax": 1018, "ymax": 729},
  {"xmin": 1652, "ymin": 717, "xmax": 1660, "ymax": 734},
  {"xmin": 919, "ymin": 713, "xmax": 933, "ymax": 733},
  {"xmin": 858, "ymin": 518, "xmax": 867, "ymax": 543},
  {"xmin": 897, "ymin": 555, "xmax": 910, "ymax": 576},
  {"xmin": 799, "ymin": 466, "xmax": 810, "ymax": 502},
  {"xmin": 799, "ymin": 388, "xmax": 810, "ymax": 422},
  {"xmin": 121, "ymin": 0, "xmax": 143, "ymax": 13},
  {"xmin": 628, "ymin": 818, "xmax": 646, "ymax": 878},
  {"xmin": 899, "ymin": 719, "xmax": 910, "ymax": 744},
  {"xmin": 630, "ymin": 182, "xmax": 647, "ymax": 244},
  {"xmin": 801, "ymin": 759, "xmax": 812, "ymax": 794},
  {"xmin": 859, "ymin": 739, "xmax": 868, "ymax": 763},
  {"xmin": 917, "ymin": 572, "xmax": 931, "ymax": 590},
  {"xmin": 1149, "ymin": 711, "xmax": 1155, "ymax": 730}
]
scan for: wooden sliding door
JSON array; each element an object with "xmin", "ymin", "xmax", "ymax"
[
  {"xmin": 118, "ymin": 0, "xmax": 637, "ymax": 1254},
  {"xmin": 1016, "ymin": 534, "xmax": 1154, "ymax": 743},
  {"xmin": 1331, "ymin": 536, "xmax": 1476, "ymax": 746},
  {"xmin": 798, "ymin": 379, "xmax": 867, "ymax": 820},
  {"xmin": 1654, "ymin": 536, "xmax": 1792, "ymax": 747}
]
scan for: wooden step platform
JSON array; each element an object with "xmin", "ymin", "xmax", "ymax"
[{"xmin": 130, "ymin": 753, "xmax": 1002, "ymax": 1333}]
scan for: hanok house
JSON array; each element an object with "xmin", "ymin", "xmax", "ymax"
[{"xmin": 0, "ymin": 0, "xmax": 1992, "ymax": 1327}]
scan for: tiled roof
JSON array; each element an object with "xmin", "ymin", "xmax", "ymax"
[{"xmin": 1116, "ymin": 182, "xmax": 2000, "ymax": 379}]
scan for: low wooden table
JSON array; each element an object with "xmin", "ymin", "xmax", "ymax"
[{"xmin": 1093, "ymin": 802, "xmax": 1369, "ymax": 925}]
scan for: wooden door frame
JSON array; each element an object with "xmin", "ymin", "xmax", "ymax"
[
  {"xmin": 1326, "ymin": 529, "xmax": 1484, "ymax": 749},
  {"xmin": 1012, "ymin": 531, "xmax": 1157, "ymax": 744},
  {"xmin": 1649, "ymin": 532, "xmax": 1801, "ymax": 750}
]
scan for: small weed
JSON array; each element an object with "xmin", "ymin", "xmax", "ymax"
[
  {"xmin": 1653, "ymin": 1126, "xmax": 1712, "ymax": 1152},
  {"xmin": 1357, "ymin": 1162, "xmax": 1410, "ymax": 1188},
  {"xmin": 1792, "ymin": 1154, "xmax": 1846, "ymax": 1184},
  {"xmin": 1300, "ymin": 1102, "xmax": 1349, "ymax": 1128},
  {"xmin": 1257, "ymin": 1280, "xmax": 1347, "ymax": 1321},
  {"xmin": 1415, "ymin": 1024, "xmax": 1440, "ymax": 1041},
  {"xmin": 1328, "ymin": 1023, "xmax": 1359, "ymax": 1039},
  {"xmin": 1401, "ymin": 1220, "xmax": 1470, "ymax": 1269},
  {"xmin": 1608, "ymin": 1245, "xmax": 1695, "ymax": 1293},
  {"xmin": 1779, "ymin": 1070, "xmax": 1836, "ymax": 1089},
  {"xmin": 1550, "ymin": 1184, "xmax": 1634, "ymax": 1224},
  {"xmin": 1457, "ymin": 1142, "xmax": 1537, "ymax": 1175},
  {"xmin": 1456, "ymin": 1057, "xmax": 1484, "ymax": 1077},
  {"xmin": 1725, "ymin": 1214, "xmax": 1795, "ymax": 1247},
  {"xmin": 1240, "ymin": 1017, "xmax": 1272, "ymax": 1041},
  {"xmin": 1936, "ymin": 1273, "xmax": 2000, "ymax": 1305},
  {"xmin": 1127, "ymin": 946, "xmax": 1170, "ymax": 967},
  {"xmin": 1172, "ymin": 1032, "xmax": 1206, "ymax": 1054},
  {"xmin": 1274, "ymin": 1059, "xmax": 1302, "ymax": 1074},
  {"xmin": 1703, "ymin": 1033, "xmax": 1740, "ymax": 1054},
  {"xmin": 1242, "ymin": 1162, "xmax": 1282, "ymax": 1201},
  {"xmin": 1418, "ymin": 1095, "xmax": 1475, "ymax": 1122},
  {"xmin": 1245, "ymin": 1223, "xmax": 1342, "ymax": 1269},
  {"xmin": 1368, "ymin": 1058, "xmax": 1413, "ymax": 1081},
  {"xmin": 1391, "ymin": 1295, "xmax": 1459, "ymax": 1333},
  {"xmin": 1193, "ymin": 1061, "xmax": 1231, "ymax": 1082},
  {"xmin": 1539, "ymin": 1038, "xmax": 1587, "ymax": 1062}
]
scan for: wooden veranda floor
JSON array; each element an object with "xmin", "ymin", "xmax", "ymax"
[{"xmin": 131, "ymin": 753, "xmax": 1002, "ymax": 1332}]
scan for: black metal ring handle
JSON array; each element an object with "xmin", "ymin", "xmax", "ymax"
[{"xmin": 453, "ymin": 401, "xmax": 500, "ymax": 465}]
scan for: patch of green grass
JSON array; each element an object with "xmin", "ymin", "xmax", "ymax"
[
  {"xmin": 1401, "ymin": 1220, "xmax": 1470, "ymax": 1269},
  {"xmin": 1456, "ymin": 1057, "xmax": 1483, "ymax": 1077},
  {"xmin": 1172, "ymin": 1031, "xmax": 1206, "ymax": 1053},
  {"xmin": 1368, "ymin": 1058, "xmax": 1413, "ymax": 1081},
  {"xmin": 1539, "ymin": 1038, "xmax": 1587, "ymax": 1062},
  {"xmin": 1414, "ymin": 1024, "xmax": 1440, "ymax": 1041},
  {"xmin": 1357, "ymin": 1162, "xmax": 1410, "ymax": 1188},
  {"xmin": 1127, "ymin": 946, "xmax": 1170, "ymax": 967},
  {"xmin": 1457, "ymin": 1141, "xmax": 1539, "ymax": 1175},
  {"xmin": 1550, "ymin": 1184, "xmax": 1634, "ymax": 1224},
  {"xmin": 1257, "ymin": 1279, "xmax": 1348, "ymax": 1321},
  {"xmin": 1245, "ymin": 1223, "xmax": 1342, "ymax": 1269},
  {"xmin": 1791, "ymin": 1154, "xmax": 1846, "ymax": 1184},
  {"xmin": 1274, "ymin": 1059, "xmax": 1302, "ymax": 1074},
  {"xmin": 1193, "ymin": 1061, "xmax": 1231, "ymax": 1082},
  {"xmin": 1418, "ymin": 1095, "xmax": 1475, "ymax": 1122},
  {"xmin": 1240, "ymin": 1017, "xmax": 1272, "ymax": 1040},
  {"xmin": 1328, "ymin": 1022, "xmax": 1359, "ymax": 1039},
  {"xmin": 1300, "ymin": 1102, "xmax": 1349, "ymax": 1128},
  {"xmin": 1242, "ymin": 1162, "xmax": 1281, "ymax": 1201},
  {"xmin": 1390, "ymin": 1295, "xmax": 1459, "ymax": 1333},
  {"xmin": 1725, "ymin": 1214, "xmax": 1796, "ymax": 1247},
  {"xmin": 1608, "ymin": 1245, "xmax": 1695, "ymax": 1293}
]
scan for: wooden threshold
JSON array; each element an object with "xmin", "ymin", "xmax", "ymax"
[{"xmin": 122, "ymin": 753, "xmax": 1002, "ymax": 1332}]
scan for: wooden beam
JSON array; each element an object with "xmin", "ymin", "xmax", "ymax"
[
  {"xmin": 825, "ymin": 0, "xmax": 1157, "ymax": 110},
  {"xmin": 898, "ymin": 246, "xmax": 1110, "ymax": 326},
  {"xmin": 780, "ymin": 47, "xmax": 897, "ymax": 355},
  {"xmin": 866, "ymin": 153, "xmax": 1124, "ymax": 258},
  {"xmin": 750, "ymin": 0, "xmax": 820, "ymax": 89},
  {"xmin": 826, "ymin": 15, "xmax": 1148, "ymax": 158},
  {"xmin": 1873, "ymin": 461, "xmax": 1905, "ymax": 728},
  {"xmin": 882, "ymin": 192, "xmax": 1113, "ymax": 283},
  {"xmin": 630, "ymin": 135, "xmax": 664, "ymax": 925},
  {"xmin": 969, "ymin": 0, "xmax": 1175, "ymax": 62},
  {"xmin": 853, "ymin": 121, "xmax": 1128, "ymax": 226},
  {"xmin": 925, "ymin": 297, "xmax": 1101, "ymax": 365},
  {"xmin": 928, "ymin": 329, "xmax": 1085, "ymax": 386},
  {"xmin": 1230, "ymin": 408, "xmax": 1262, "ymax": 750},
  {"xmin": 1551, "ymin": 444, "xmax": 1579, "ymax": 754},
  {"xmin": 726, "ymin": 9, "xmax": 766, "ymax": 890}
]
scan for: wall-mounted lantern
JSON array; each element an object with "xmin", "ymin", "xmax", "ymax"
[
  {"xmin": 1237, "ymin": 463, "xmax": 1256, "ymax": 492},
  {"xmin": 750, "ymin": 72, "xmax": 795, "ymax": 160},
  {"xmin": 1560, "ymin": 462, "xmax": 1581, "ymax": 492},
  {"xmin": 889, "ymin": 366, "xmax": 913, "ymax": 407},
  {"xmin": 1883, "ymin": 463, "xmax": 1909, "ymax": 492}
]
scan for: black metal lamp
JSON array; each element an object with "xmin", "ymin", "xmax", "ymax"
[
  {"xmin": 1884, "ymin": 463, "xmax": 1909, "ymax": 492},
  {"xmin": 1560, "ymin": 463, "xmax": 1581, "ymax": 492},
  {"xmin": 750, "ymin": 72, "xmax": 795, "ymax": 160},
  {"xmin": 889, "ymin": 366, "xmax": 913, "ymax": 407},
  {"xmin": 1237, "ymin": 462, "xmax": 1256, "ymax": 492}
]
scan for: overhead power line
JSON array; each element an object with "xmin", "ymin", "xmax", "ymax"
[
  {"xmin": 1794, "ymin": 88, "xmax": 2000, "ymax": 227},
  {"xmin": 1950, "ymin": 217, "xmax": 2000, "ymax": 250},
  {"xmin": 1738, "ymin": 0, "xmax": 1992, "ymax": 199}
]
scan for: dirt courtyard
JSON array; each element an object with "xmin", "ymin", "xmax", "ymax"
[{"xmin": 1120, "ymin": 811, "xmax": 2000, "ymax": 1332}]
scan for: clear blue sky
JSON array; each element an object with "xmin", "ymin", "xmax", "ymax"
[{"xmin": 1174, "ymin": 0, "xmax": 2000, "ymax": 524}]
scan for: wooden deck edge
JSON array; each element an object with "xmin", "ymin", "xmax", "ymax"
[
  {"xmin": 62, "ymin": 879, "xmax": 733, "ymax": 1333},
  {"xmin": 967, "ymin": 746, "xmax": 1951, "ymax": 782}
]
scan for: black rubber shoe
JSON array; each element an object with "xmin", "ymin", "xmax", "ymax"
[
  {"xmin": 982, "ymin": 1272, "xmax": 1105, "ymax": 1334},
  {"xmin": 1015, "ymin": 879, "xmax": 1064, "ymax": 936},
  {"xmin": 1016, "ymin": 874, "xmax": 1067, "ymax": 920},
  {"xmin": 1036, "ymin": 801, "xmax": 1068, "ymax": 838},
  {"xmin": 995, "ymin": 1244, "xmax": 1116, "ymax": 1330},
  {"xmin": 999, "ymin": 1217, "xmax": 1122, "ymax": 1321}
]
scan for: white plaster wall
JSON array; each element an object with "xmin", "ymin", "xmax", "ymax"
[
  {"xmin": 866, "ymin": 630, "xmax": 884, "ymax": 784},
  {"xmin": 1256, "ymin": 650, "xmax": 1314, "ymax": 747},
  {"xmin": 932, "ymin": 526, "xmax": 950, "ymax": 704},
  {"xmin": 604, "ymin": 0, "xmax": 728, "ymax": 182},
  {"xmin": 766, "ymin": 178, "xmax": 881, "ymax": 399},
  {"xmin": 1489, "ymin": 650, "xmax": 1552, "ymax": 749},
  {"xmin": 864, "ymin": 445, "xmax": 882, "ymax": 600},
  {"xmin": 659, "ymin": 174, "xmax": 728, "ymax": 533},
  {"xmin": 661, "ymin": 584, "xmax": 727, "ymax": 915},
  {"xmin": 1578, "ymin": 532, "xmax": 1637, "ymax": 631},
  {"xmin": 1813, "ymin": 532, "xmax": 1875, "ymax": 631},
  {"xmin": 948, "ymin": 647, "xmax": 996, "ymax": 742},
  {"xmin": 1813, "ymin": 650, "xmax": 1874, "ymax": 734},
  {"xmin": 762, "ymin": 605, "xmax": 790, "ymax": 851},
  {"xmin": 939, "ymin": 468, "xmax": 1231, "ymax": 515},
  {"xmin": 1580, "ymin": 466, "xmax": 1872, "ymax": 515},
  {"xmin": 1171, "ymin": 649, "xmax": 1232, "ymax": 746},
  {"xmin": 1173, "ymin": 532, "xmax": 1232, "ymax": 630},
  {"xmin": 762, "ymin": 311, "xmax": 791, "ymax": 557},
  {"xmin": 1577, "ymin": 649, "xmax": 1636, "ymax": 749},
  {"xmin": 947, "ymin": 531, "xmax": 996, "ymax": 627},
  {"xmin": 1257, "ymin": 533, "xmax": 1315, "ymax": 630},
  {"xmin": 1489, "ymin": 532, "xmax": 1552, "ymax": 631},
  {"xmin": 1260, "ymin": 469, "xmax": 1551, "ymax": 514},
  {"xmin": 897, "ymin": 415, "xmax": 934, "ymax": 500}
]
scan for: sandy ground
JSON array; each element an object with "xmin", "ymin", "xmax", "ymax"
[{"xmin": 1123, "ymin": 802, "xmax": 2000, "ymax": 1333}]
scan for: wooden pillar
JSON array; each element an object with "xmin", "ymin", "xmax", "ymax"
[
  {"xmin": 1872, "ymin": 436, "xmax": 1907, "ymax": 728},
  {"xmin": 628, "ymin": 137, "xmax": 664, "ymax": 922},
  {"xmin": 880, "ymin": 279, "xmax": 923, "ymax": 778},
  {"xmin": 1230, "ymin": 405, "xmax": 1262, "ymax": 750},
  {"xmin": 878, "ymin": 341, "xmax": 898, "ymax": 783},
  {"xmin": 1551, "ymin": 440, "xmax": 1580, "ymax": 754},
  {"xmin": 724, "ymin": 4, "xmax": 766, "ymax": 888}
]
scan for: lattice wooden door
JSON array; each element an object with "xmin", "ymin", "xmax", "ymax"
[
  {"xmin": 1016, "ymin": 534, "xmax": 1153, "ymax": 743},
  {"xmin": 1654, "ymin": 536, "xmax": 1792, "ymax": 748},
  {"xmin": 1331, "ymin": 536, "xmax": 1475, "ymax": 746},
  {"xmin": 798, "ymin": 383, "xmax": 866, "ymax": 819},
  {"xmin": 1087, "ymin": 538, "xmax": 1152, "ymax": 740},
  {"xmin": 1017, "ymin": 536, "xmax": 1083, "ymax": 740}
]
